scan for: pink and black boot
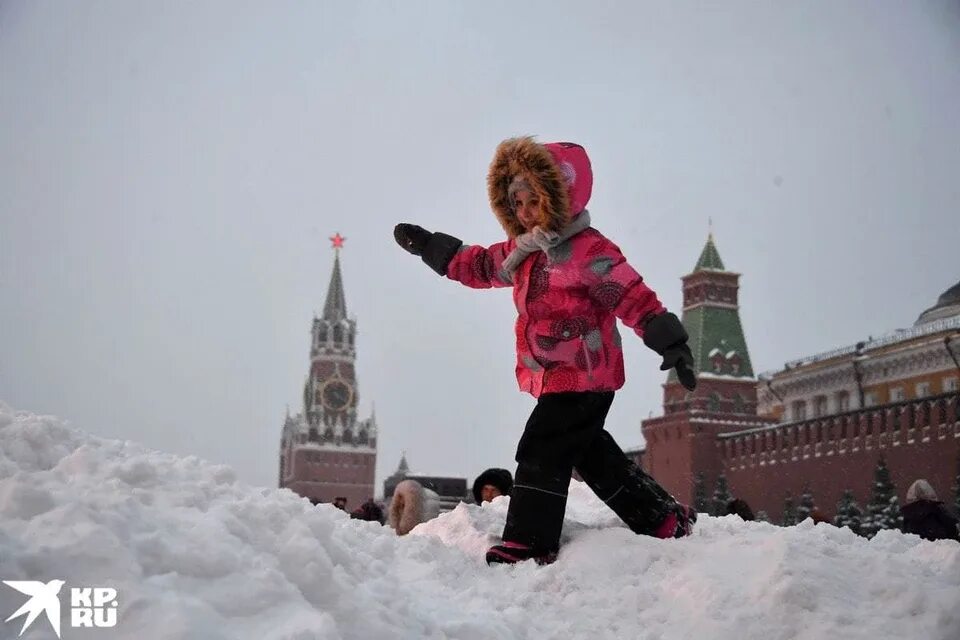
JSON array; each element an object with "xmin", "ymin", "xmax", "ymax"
[
  {"xmin": 486, "ymin": 541, "xmax": 558, "ymax": 566},
  {"xmin": 654, "ymin": 503, "xmax": 698, "ymax": 539}
]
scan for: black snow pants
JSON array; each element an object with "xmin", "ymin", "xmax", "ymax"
[{"xmin": 501, "ymin": 391, "xmax": 678, "ymax": 553}]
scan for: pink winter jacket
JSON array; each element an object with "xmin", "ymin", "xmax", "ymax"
[{"xmin": 445, "ymin": 138, "xmax": 666, "ymax": 397}]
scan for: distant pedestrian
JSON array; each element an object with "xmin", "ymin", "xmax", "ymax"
[
  {"xmin": 333, "ymin": 497, "xmax": 348, "ymax": 511},
  {"xmin": 472, "ymin": 468, "xmax": 514, "ymax": 504},
  {"xmin": 350, "ymin": 499, "xmax": 385, "ymax": 525},
  {"xmin": 389, "ymin": 479, "xmax": 441, "ymax": 536},
  {"xmin": 725, "ymin": 498, "xmax": 755, "ymax": 521},
  {"xmin": 900, "ymin": 479, "xmax": 959, "ymax": 542}
]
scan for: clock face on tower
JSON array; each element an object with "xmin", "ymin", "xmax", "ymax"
[{"xmin": 321, "ymin": 380, "xmax": 353, "ymax": 412}]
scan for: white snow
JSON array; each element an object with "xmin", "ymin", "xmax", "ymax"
[{"xmin": 1, "ymin": 402, "xmax": 958, "ymax": 640}]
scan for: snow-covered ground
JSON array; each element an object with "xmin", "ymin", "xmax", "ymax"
[{"xmin": 1, "ymin": 402, "xmax": 958, "ymax": 640}]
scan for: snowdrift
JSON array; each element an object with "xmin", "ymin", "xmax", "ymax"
[{"xmin": 1, "ymin": 402, "xmax": 958, "ymax": 640}]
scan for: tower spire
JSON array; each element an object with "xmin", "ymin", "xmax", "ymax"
[
  {"xmin": 694, "ymin": 230, "xmax": 725, "ymax": 272},
  {"xmin": 323, "ymin": 234, "xmax": 348, "ymax": 322}
]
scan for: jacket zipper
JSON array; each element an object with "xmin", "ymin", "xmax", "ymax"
[{"xmin": 581, "ymin": 338, "xmax": 594, "ymax": 381}]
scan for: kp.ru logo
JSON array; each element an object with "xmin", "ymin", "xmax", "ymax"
[{"xmin": 3, "ymin": 580, "xmax": 118, "ymax": 638}]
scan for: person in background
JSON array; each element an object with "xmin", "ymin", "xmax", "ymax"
[
  {"xmin": 725, "ymin": 498, "xmax": 755, "ymax": 521},
  {"xmin": 472, "ymin": 468, "xmax": 514, "ymax": 504},
  {"xmin": 389, "ymin": 479, "xmax": 441, "ymax": 536},
  {"xmin": 350, "ymin": 498, "xmax": 385, "ymax": 525},
  {"xmin": 900, "ymin": 479, "xmax": 959, "ymax": 542},
  {"xmin": 333, "ymin": 497, "xmax": 348, "ymax": 511}
]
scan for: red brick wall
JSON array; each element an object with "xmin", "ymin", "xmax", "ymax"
[
  {"xmin": 643, "ymin": 378, "xmax": 773, "ymax": 504},
  {"xmin": 284, "ymin": 448, "xmax": 376, "ymax": 510},
  {"xmin": 720, "ymin": 394, "xmax": 959, "ymax": 521}
]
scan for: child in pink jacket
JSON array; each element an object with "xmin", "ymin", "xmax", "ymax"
[{"xmin": 394, "ymin": 137, "xmax": 697, "ymax": 565}]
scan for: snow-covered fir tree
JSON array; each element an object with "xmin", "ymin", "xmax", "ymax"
[
  {"xmin": 833, "ymin": 489, "xmax": 863, "ymax": 536},
  {"xmin": 755, "ymin": 510, "xmax": 770, "ymax": 523},
  {"xmin": 953, "ymin": 453, "xmax": 960, "ymax": 516},
  {"xmin": 781, "ymin": 495, "xmax": 797, "ymax": 527},
  {"xmin": 796, "ymin": 486, "xmax": 816, "ymax": 522},
  {"xmin": 711, "ymin": 473, "xmax": 733, "ymax": 516},
  {"xmin": 862, "ymin": 456, "xmax": 901, "ymax": 538},
  {"xmin": 693, "ymin": 472, "xmax": 709, "ymax": 514}
]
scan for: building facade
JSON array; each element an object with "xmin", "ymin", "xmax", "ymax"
[
  {"xmin": 640, "ymin": 237, "xmax": 960, "ymax": 522},
  {"xmin": 279, "ymin": 242, "xmax": 378, "ymax": 509}
]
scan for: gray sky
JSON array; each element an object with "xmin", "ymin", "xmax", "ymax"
[{"xmin": 2, "ymin": 1, "xmax": 958, "ymax": 494}]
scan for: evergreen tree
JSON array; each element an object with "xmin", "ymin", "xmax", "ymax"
[
  {"xmin": 693, "ymin": 473, "xmax": 709, "ymax": 514},
  {"xmin": 862, "ymin": 456, "xmax": 901, "ymax": 538},
  {"xmin": 796, "ymin": 486, "xmax": 816, "ymax": 522},
  {"xmin": 781, "ymin": 495, "xmax": 797, "ymax": 526},
  {"xmin": 711, "ymin": 473, "xmax": 733, "ymax": 516},
  {"xmin": 755, "ymin": 510, "xmax": 770, "ymax": 523},
  {"xmin": 953, "ymin": 452, "xmax": 960, "ymax": 517},
  {"xmin": 833, "ymin": 489, "xmax": 863, "ymax": 536}
]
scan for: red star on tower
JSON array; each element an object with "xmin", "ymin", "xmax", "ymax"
[{"xmin": 330, "ymin": 233, "xmax": 345, "ymax": 250}]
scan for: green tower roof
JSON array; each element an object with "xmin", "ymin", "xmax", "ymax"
[
  {"xmin": 669, "ymin": 234, "xmax": 754, "ymax": 382},
  {"xmin": 694, "ymin": 234, "xmax": 725, "ymax": 271},
  {"xmin": 670, "ymin": 306, "xmax": 755, "ymax": 380}
]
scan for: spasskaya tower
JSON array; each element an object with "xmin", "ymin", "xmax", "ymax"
[{"xmin": 279, "ymin": 234, "xmax": 378, "ymax": 508}]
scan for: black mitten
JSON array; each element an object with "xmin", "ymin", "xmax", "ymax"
[
  {"xmin": 661, "ymin": 343, "xmax": 697, "ymax": 391},
  {"xmin": 393, "ymin": 223, "xmax": 463, "ymax": 276},
  {"xmin": 642, "ymin": 312, "xmax": 698, "ymax": 391},
  {"xmin": 394, "ymin": 223, "xmax": 430, "ymax": 256}
]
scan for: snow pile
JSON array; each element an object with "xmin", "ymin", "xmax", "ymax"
[{"xmin": 1, "ymin": 402, "xmax": 958, "ymax": 640}]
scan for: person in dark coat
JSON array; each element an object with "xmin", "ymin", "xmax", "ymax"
[
  {"xmin": 725, "ymin": 498, "xmax": 755, "ymax": 521},
  {"xmin": 900, "ymin": 479, "xmax": 959, "ymax": 542},
  {"xmin": 472, "ymin": 468, "xmax": 514, "ymax": 504},
  {"xmin": 349, "ymin": 499, "xmax": 385, "ymax": 525}
]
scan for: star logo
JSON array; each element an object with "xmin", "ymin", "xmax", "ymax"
[{"xmin": 4, "ymin": 580, "xmax": 65, "ymax": 638}]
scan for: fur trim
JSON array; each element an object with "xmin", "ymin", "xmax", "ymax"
[
  {"xmin": 472, "ymin": 468, "xmax": 513, "ymax": 504},
  {"xmin": 389, "ymin": 479, "xmax": 440, "ymax": 535},
  {"xmin": 488, "ymin": 137, "xmax": 571, "ymax": 239}
]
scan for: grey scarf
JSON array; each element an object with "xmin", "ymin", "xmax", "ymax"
[{"xmin": 499, "ymin": 210, "xmax": 592, "ymax": 283}]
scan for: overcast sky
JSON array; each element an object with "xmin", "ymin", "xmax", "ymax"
[{"xmin": 2, "ymin": 1, "xmax": 958, "ymax": 495}]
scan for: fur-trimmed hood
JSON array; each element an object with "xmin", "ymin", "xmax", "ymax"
[
  {"xmin": 472, "ymin": 468, "xmax": 513, "ymax": 504},
  {"xmin": 487, "ymin": 137, "xmax": 593, "ymax": 238}
]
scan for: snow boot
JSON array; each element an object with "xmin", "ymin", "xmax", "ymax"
[
  {"xmin": 654, "ymin": 503, "xmax": 697, "ymax": 539},
  {"xmin": 485, "ymin": 541, "xmax": 558, "ymax": 566}
]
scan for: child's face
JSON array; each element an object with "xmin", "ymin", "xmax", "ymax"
[
  {"xmin": 480, "ymin": 484, "xmax": 503, "ymax": 502},
  {"xmin": 512, "ymin": 189, "xmax": 540, "ymax": 232}
]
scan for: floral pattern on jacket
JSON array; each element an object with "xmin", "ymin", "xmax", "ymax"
[{"xmin": 446, "ymin": 225, "xmax": 664, "ymax": 397}]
